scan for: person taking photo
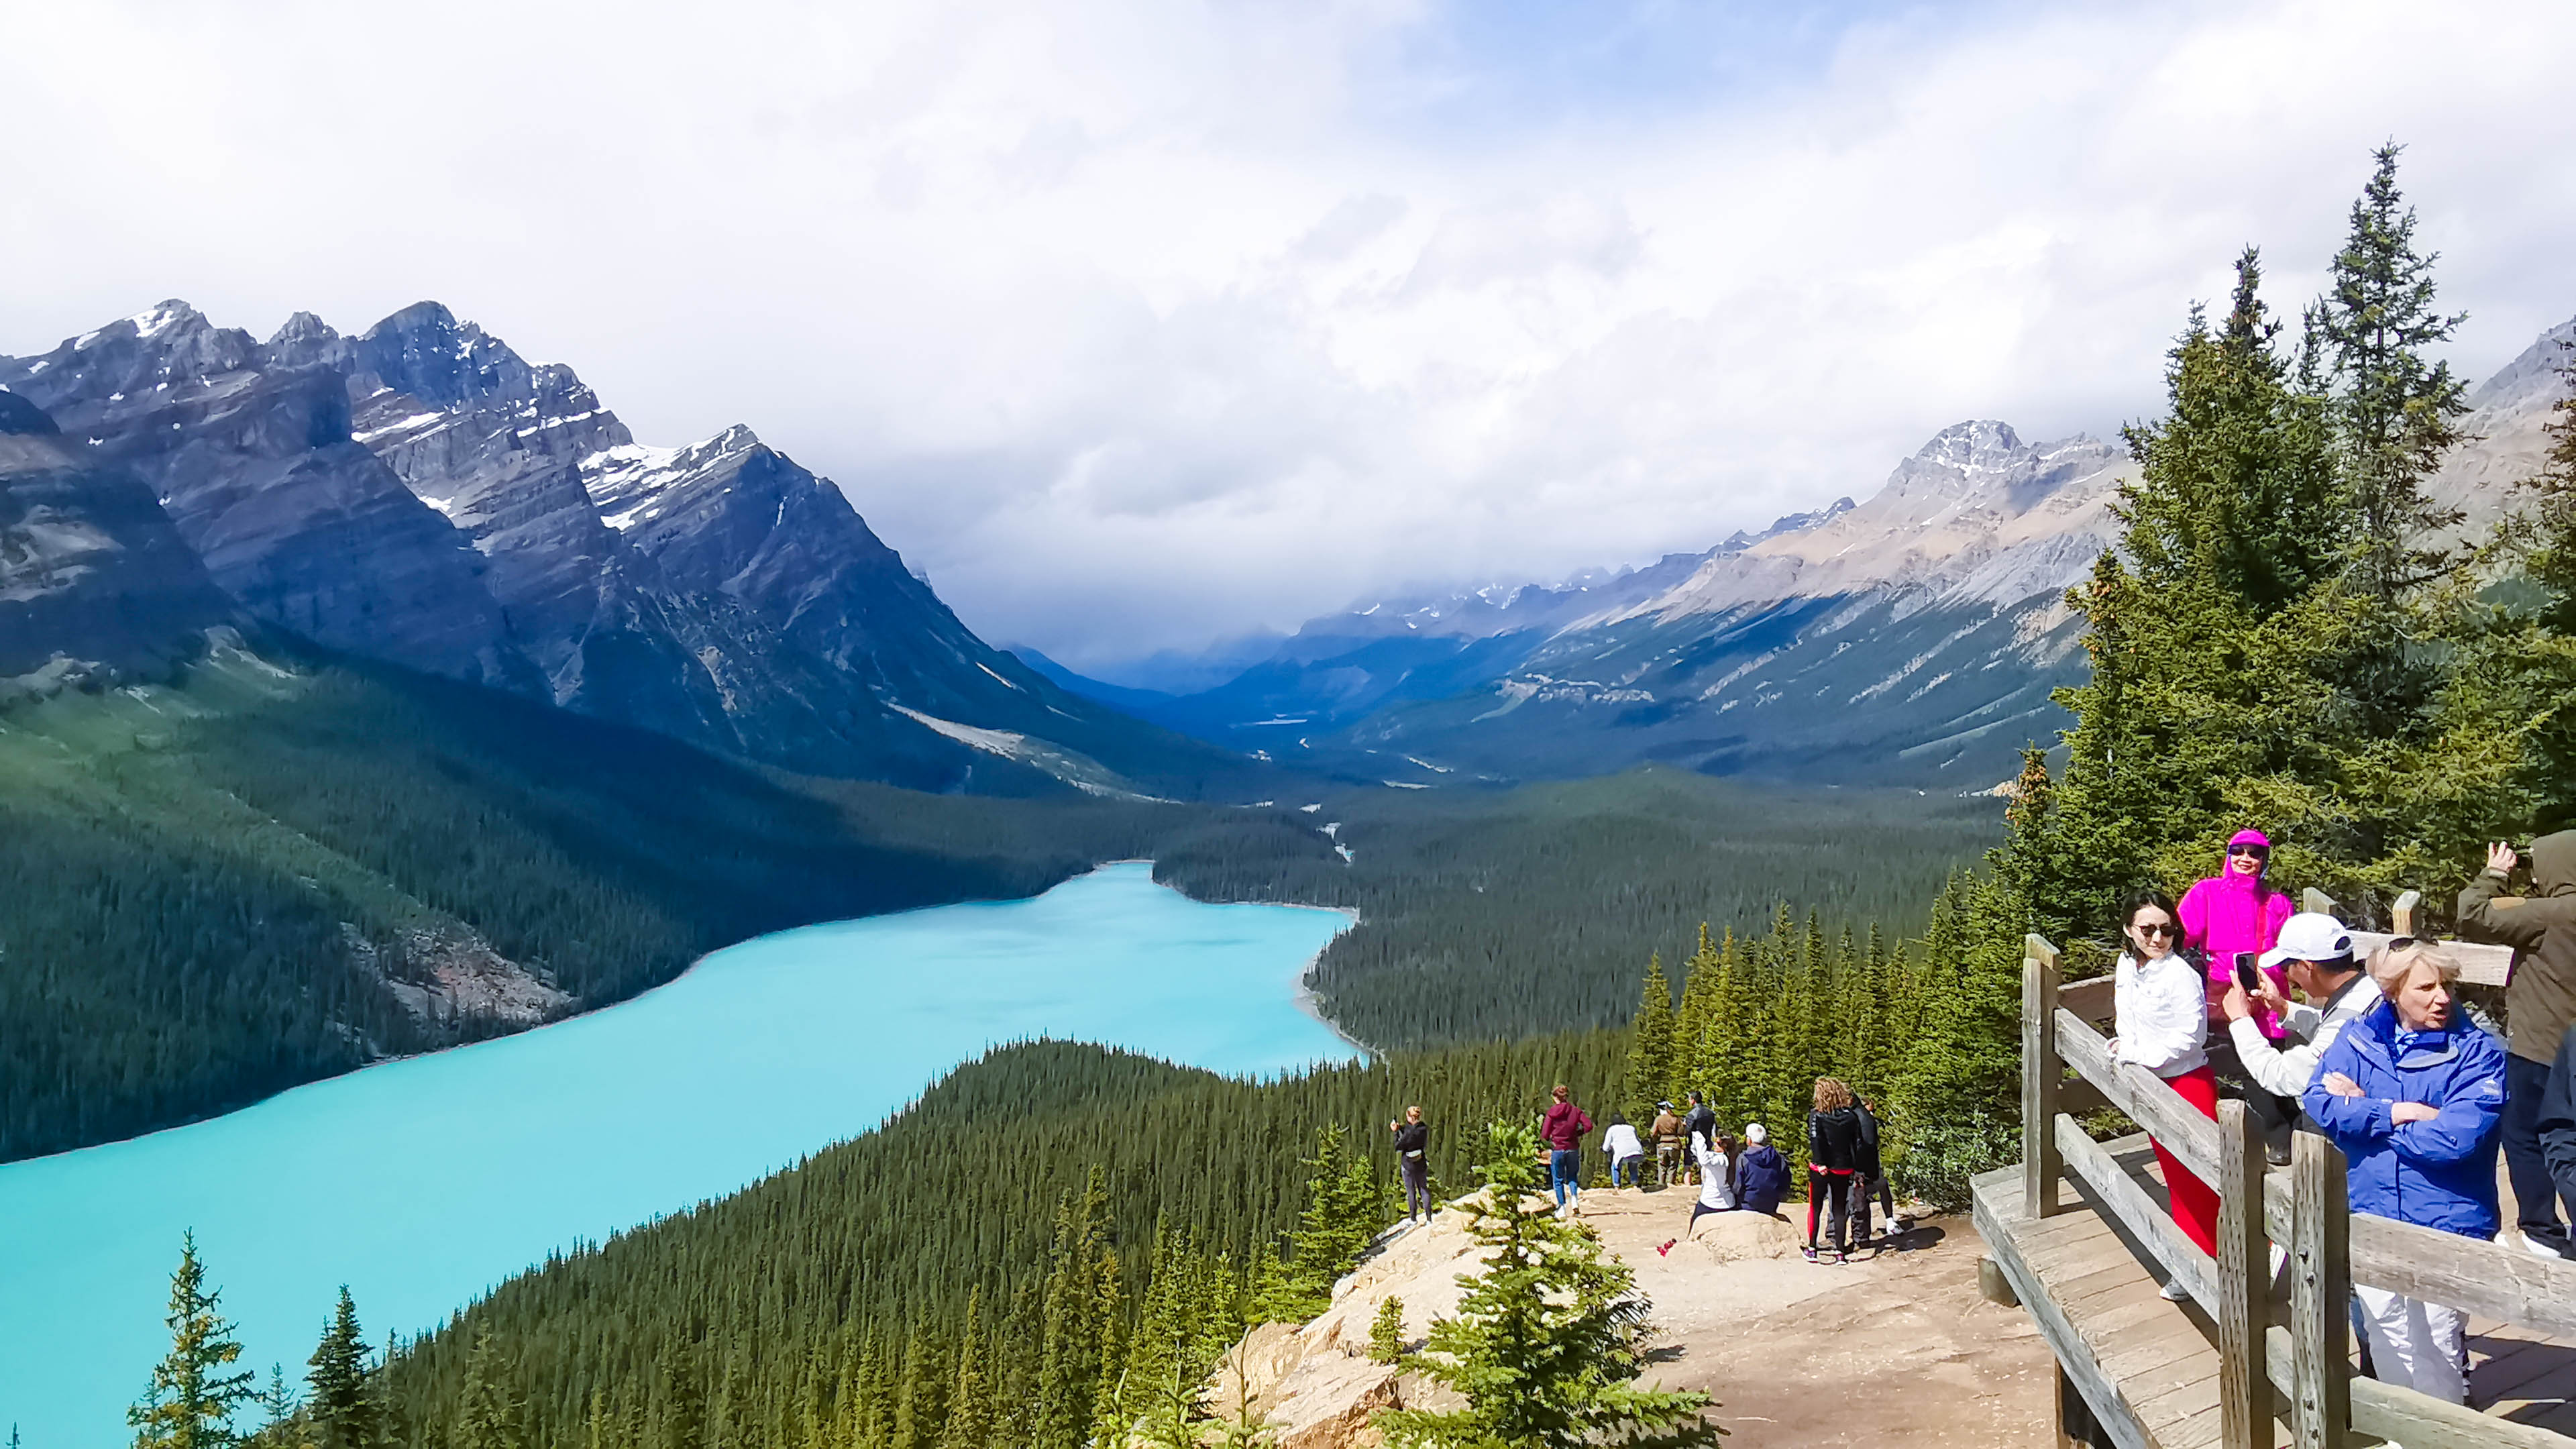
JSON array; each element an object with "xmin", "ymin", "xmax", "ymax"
[
  {"xmin": 2218, "ymin": 912, "xmax": 2379, "ymax": 1163},
  {"xmin": 2459, "ymin": 837, "xmax": 2576, "ymax": 1258}
]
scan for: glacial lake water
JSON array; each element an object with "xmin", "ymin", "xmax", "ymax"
[{"xmin": 0, "ymin": 863, "xmax": 1354, "ymax": 1449}]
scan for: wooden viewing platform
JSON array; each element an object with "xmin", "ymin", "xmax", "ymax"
[{"xmin": 1973, "ymin": 913, "xmax": 2576, "ymax": 1449}]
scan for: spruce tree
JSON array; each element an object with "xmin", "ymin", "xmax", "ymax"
[
  {"xmin": 453, "ymin": 1334, "xmax": 523, "ymax": 1449},
  {"xmin": 1367, "ymin": 1297, "xmax": 1407, "ymax": 1366},
  {"xmin": 2318, "ymin": 144, "xmax": 2471, "ymax": 624},
  {"xmin": 1622, "ymin": 955, "xmax": 1676, "ymax": 1122},
  {"xmin": 307, "ymin": 1289, "xmax": 378, "ymax": 1449},
  {"xmin": 130, "ymin": 1233, "xmax": 256, "ymax": 1449},
  {"xmin": 1373, "ymin": 1124, "xmax": 1719, "ymax": 1449},
  {"xmin": 940, "ymin": 1293, "xmax": 992, "ymax": 1449}
]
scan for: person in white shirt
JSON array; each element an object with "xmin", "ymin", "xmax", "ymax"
[
  {"xmin": 1656, "ymin": 1130, "xmax": 1739, "ymax": 1256},
  {"xmin": 1602, "ymin": 1116, "xmax": 1647, "ymax": 1189},
  {"xmin": 2111, "ymin": 886, "xmax": 2220, "ymax": 1299},
  {"xmin": 2221, "ymin": 912, "xmax": 2379, "ymax": 1113}
]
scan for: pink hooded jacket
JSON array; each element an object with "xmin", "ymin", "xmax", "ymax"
[{"xmin": 2178, "ymin": 828, "xmax": 2294, "ymax": 1038}]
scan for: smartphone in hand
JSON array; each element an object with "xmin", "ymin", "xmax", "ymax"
[{"xmin": 2233, "ymin": 951, "xmax": 2261, "ymax": 994}]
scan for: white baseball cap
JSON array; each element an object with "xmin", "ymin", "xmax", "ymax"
[{"xmin": 2259, "ymin": 912, "xmax": 2353, "ymax": 969}]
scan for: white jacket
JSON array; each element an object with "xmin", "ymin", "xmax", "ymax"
[
  {"xmin": 2114, "ymin": 950, "xmax": 2208, "ymax": 1078},
  {"xmin": 1693, "ymin": 1134, "xmax": 1735, "ymax": 1210},
  {"xmin": 2226, "ymin": 971, "xmax": 2381, "ymax": 1098},
  {"xmin": 1603, "ymin": 1122, "xmax": 1644, "ymax": 1161}
]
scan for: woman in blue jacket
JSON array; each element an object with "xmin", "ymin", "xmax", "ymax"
[{"xmin": 2302, "ymin": 941, "xmax": 2507, "ymax": 1407}]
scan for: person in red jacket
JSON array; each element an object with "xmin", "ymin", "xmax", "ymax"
[{"xmin": 1539, "ymin": 1084, "xmax": 1594, "ymax": 1216}]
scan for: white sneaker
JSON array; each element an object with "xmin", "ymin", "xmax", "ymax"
[
  {"xmin": 2159, "ymin": 1279, "xmax": 2193, "ymax": 1302},
  {"xmin": 2522, "ymin": 1230, "xmax": 2571, "ymax": 1259}
]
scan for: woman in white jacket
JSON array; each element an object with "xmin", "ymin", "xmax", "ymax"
[{"xmin": 2112, "ymin": 886, "xmax": 2220, "ymax": 1299}]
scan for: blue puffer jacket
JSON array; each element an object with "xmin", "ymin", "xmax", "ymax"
[{"xmin": 2300, "ymin": 998, "xmax": 2507, "ymax": 1239}]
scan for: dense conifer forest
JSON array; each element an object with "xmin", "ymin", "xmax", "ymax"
[
  {"xmin": 1153, "ymin": 770, "xmax": 2000, "ymax": 1050},
  {"xmin": 358, "ymin": 1032, "xmax": 1638, "ymax": 1449},
  {"xmin": 0, "ymin": 647, "xmax": 1205, "ymax": 1161}
]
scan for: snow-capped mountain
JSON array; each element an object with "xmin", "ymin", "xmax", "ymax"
[{"xmin": 0, "ymin": 301, "xmax": 1258, "ymax": 798}]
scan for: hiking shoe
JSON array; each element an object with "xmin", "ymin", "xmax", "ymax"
[{"xmin": 1802, "ymin": 1246, "xmax": 1819, "ymax": 1263}]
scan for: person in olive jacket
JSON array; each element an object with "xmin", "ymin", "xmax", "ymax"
[{"xmin": 2459, "ymin": 837, "xmax": 2576, "ymax": 1256}]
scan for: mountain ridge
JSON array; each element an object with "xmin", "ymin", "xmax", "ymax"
[{"xmin": 0, "ymin": 300, "xmax": 1269, "ymax": 800}]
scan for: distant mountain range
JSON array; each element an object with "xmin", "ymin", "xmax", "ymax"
[
  {"xmin": 0, "ymin": 301, "xmax": 1262, "ymax": 800},
  {"xmin": 1026, "ymin": 318, "xmax": 2575, "ymax": 790}
]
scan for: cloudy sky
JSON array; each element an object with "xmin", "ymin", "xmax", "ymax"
[{"xmin": 7, "ymin": 1, "xmax": 2575, "ymax": 669}]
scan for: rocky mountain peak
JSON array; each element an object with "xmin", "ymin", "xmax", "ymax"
[
  {"xmin": 1915, "ymin": 418, "xmax": 2025, "ymax": 468},
  {"xmin": 358, "ymin": 301, "xmax": 535, "ymax": 409}
]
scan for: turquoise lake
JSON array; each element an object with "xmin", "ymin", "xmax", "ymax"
[{"xmin": 0, "ymin": 864, "xmax": 1354, "ymax": 1449}]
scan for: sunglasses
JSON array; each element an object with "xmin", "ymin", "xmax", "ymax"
[
  {"xmin": 2132, "ymin": 921, "xmax": 2180, "ymax": 938},
  {"xmin": 2227, "ymin": 845, "xmax": 2269, "ymax": 858}
]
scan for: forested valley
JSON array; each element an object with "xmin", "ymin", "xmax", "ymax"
[
  {"xmin": 0, "ymin": 627, "xmax": 1999, "ymax": 1165},
  {"xmin": 1152, "ymin": 770, "xmax": 1999, "ymax": 1050}
]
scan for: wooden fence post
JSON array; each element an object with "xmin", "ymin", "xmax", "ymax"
[
  {"xmin": 2300, "ymin": 887, "xmax": 2339, "ymax": 917},
  {"xmin": 2023, "ymin": 934, "xmax": 2063, "ymax": 1220},
  {"xmin": 2289, "ymin": 1130, "xmax": 2351, "ymax": 1449},
  {"xmin": 2215, "ymin": 1099, "xmax": 2272, "ymax": 1449},
  {"xmin": 2390, "ymin": 890, "xmax": 2420, "ymax": 936}
]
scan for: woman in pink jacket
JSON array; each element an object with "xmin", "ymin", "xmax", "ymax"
[
  {"xmin": 2178, "ymin": 829, "xmax": 2294, "ymax": 1038},
  {"xmin": 2178, "ymin": 828, "xmax": 2300, "ymax": 1163}
]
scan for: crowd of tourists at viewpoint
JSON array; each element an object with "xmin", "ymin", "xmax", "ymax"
[
  {"xmin": 2105, "ymin": 828, "xmax": 2576, "ymax": 1411},
  {"xmin": 1381, "ymin": 829, "xmax": 2576, "ymax": 1413}
]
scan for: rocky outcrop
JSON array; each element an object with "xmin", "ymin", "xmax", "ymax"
[
  {"xmin": 0, "ymin": 386, "xmax": 239, "ymax": 688},
  {"xmin": 339, "ymin": 921, "xmax": 573, "ymax": 1032}
]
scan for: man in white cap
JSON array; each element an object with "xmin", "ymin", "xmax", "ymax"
[{"xmin": 2220, "ymin": 911, "xmax": 2379, "ymax": 1160}]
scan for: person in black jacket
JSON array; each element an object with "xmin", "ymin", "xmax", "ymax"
[
  {"xmin": 1683, "ymin": 1091, "xmax": 1717, "ymax": 1181},
  {"xmin": 1390, "ymin": 1106, "xmax": 1432, "ymax": 1224},
  {"xmin": 1852, "ymin": 1094, "xmax": 1894, "ymax": 1250},
  {"xmin": 2543, "ymin": 1026, "xmax": 2576, "ymax": 1239},
  {"xmin": 1805, "ymin": 1077, "xmax": 1866, "ymax": 1263}
]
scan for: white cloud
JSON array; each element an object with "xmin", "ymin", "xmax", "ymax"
[{"xmin": 4, "ymin": 0, "xmax": 2573, "ymax": 667}]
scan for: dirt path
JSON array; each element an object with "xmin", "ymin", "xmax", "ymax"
[{"xmin": 1575, "ymin": 1185, "xmax": 2057, "ymax": 1448}]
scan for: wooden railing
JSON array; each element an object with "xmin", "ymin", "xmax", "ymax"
[{"xmin": 2022, "ymin": 932, "xmax": 2576, "ymax": 1449}]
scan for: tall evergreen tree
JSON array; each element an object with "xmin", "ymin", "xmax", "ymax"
[
  {"xmin": 453, "ymin": 1334, "xmax": 523, "ymax": 1449},
  {"xmin": 307, "ymin": 1289, "xmax": 378, "ymax": 1449},
  {"xmin": 1622, "ymin": 955, "xmax": 1676, "ymax": 1122},
  {"xmin": 130, "ymin": 1233, "xmax": 256, "ymax": 1449},
  {"xmin": 940, "ymin": 1293, "xmax": 992, "ymax": 1449}
]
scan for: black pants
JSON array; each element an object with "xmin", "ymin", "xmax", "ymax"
[
  {"xmin": 1401, "ymin": 1158, "xmax": 1432, "ymax": 1219},
  {"xmin": 2207, "ymin": 1033, "xmax": 2300, "ymax": 1159},
  {"xmin": 1807, "ymin": 1169, "xmax": 1859, "ymax": 1252},
  {"xmin": 2506, "ymin": 1053, "xmax": 2572, "ymax": 1238}
]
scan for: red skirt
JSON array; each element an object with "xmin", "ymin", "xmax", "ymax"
[{"xmin": 2151, "ymin": 1065, "xmax": 2222, "ymax": 1256}]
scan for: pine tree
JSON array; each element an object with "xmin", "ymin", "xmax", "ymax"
[
  {"xmin": 307, "ymin": 1288, "xmax": 378, "ymax": 1449},
  {"xmin": 1367, "ymin": 1297, "xmax": 1407, "ymax": 1366},
  {"xmin": 940, "ymin": 1293, "xmax": 992, "ymax": 1449},
  {"xmin": 1030, "ymin": 1175, "xmax": 1110, "ymax": 1449},
  {"xmin": 2318, "ymin": 144, "xmax": 2471, "ymax": 625},
  {"xmin": 453, "ymin": 1334, "xmax": 523, "ymax": 1449},
  {"xmin": 130, "ymin": 1232, "xmax": 256, "ymax": 1449},
  {"xmin": 1622, "ymin": 955, "xmax": 1676, "ymax": 1122},
  {"xmin": 1373, "ymin": 1124, "xmax": 1720, "ymax": 1449},
  {"xmin": 252, "ymin": 1365, "xmax": 302, "ymax": 1449},
  {"xmin": 1271, "ymin": 1126, "xmax": 1386, "ymax": 1320}
]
